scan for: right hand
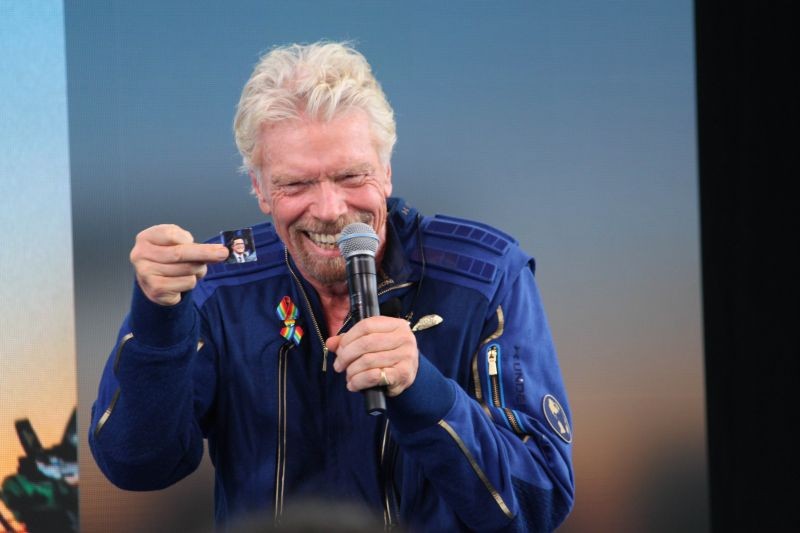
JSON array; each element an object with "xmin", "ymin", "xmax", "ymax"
[{"xmin": 130, "ymin": 224, "xmax": 230, "ymax": 306}]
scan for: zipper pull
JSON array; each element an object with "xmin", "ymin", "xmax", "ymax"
[
  {"xmin": 487, "ymin": 345, "xmax": 498, "ymax": 376},
  {"xmin": 322, "ymin": 345, "xmax": 329, "ymax": 372}
]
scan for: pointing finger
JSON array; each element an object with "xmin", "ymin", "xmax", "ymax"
[
  {"xmin": 139, "ymin": 224, "xmax": 195, "ymax": 246},
  {"xmin": 140, "ymin": 242, "xmax": 229, "ymax": 264}
]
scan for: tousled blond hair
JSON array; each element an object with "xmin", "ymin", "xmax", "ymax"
[{"xmin": 234, "ymin": 41, "xmax": 397, "ymax": 176}]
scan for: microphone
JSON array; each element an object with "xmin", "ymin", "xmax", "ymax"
[{"xmin": 337, "ymin": 222, "xmax": 386, "ymax": 415}]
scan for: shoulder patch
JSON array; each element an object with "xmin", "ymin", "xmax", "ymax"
[
  {"xmin": 413, "ymin": 215, "xmax": 520, "ymax": 284},
  {"xmin": 410, "ymin": 245, "xmax": 497, "ymax": 283},
  {"xmin": 425, "ymin": 215, "xmax": 514, "ymax": 256},
  {"xmin": 542, "ymin": 394, "xmax": 572, "ymax": 443}
]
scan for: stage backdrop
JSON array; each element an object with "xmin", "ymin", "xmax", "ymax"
[
  {"xmin": 63, "ymin": 1, "xmax": 706, "ymax": 532},
  {"xmin": 1, "ymin": 2, "xmax": 78, "ymax": 532}
]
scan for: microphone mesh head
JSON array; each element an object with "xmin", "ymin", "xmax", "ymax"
[{"xmin": 337, "ymin": 222, "xmax": 379, "ymax": 259}]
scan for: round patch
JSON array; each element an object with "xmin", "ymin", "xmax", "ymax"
[{"xmin": 542, "ymin": 394, "xmax": 572, "ymax": 443}]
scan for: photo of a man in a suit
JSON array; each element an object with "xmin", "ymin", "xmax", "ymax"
[{"xmin": 225, "ymin": 235, "xmax": 256, "ymax": 264}]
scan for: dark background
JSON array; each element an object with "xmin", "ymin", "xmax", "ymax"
[{"xmin": 696, "ymin": 0, "xmax": 798, "ymax": 531}]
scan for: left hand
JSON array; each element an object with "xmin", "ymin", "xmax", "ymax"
[{"xmin": 327, "ymin": 316, "xmax": 418, "ymax": 397}]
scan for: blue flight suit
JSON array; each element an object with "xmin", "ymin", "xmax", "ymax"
[{"xmin": 89, "ymin": 198, "xmax": 574, "ymax": 531}]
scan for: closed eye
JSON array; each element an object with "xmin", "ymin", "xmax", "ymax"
[
  {"xmin": 279, "ymin": 180, "xmax": 313, "ymax": 194},
  {"xmin": 337, "ymin": 173, "xmax": 368, "ymax": 186}
]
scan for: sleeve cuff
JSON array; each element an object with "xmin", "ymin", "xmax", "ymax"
[
  {"xmin": 386, "ymin": 354, "xmax": 456, "ymax": 434},
  {"xmin": 129, "ymin": 282, "xmax": 196, "ymax": 347}
]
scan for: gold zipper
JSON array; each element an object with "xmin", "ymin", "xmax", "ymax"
[
  {"xmin": 487, "ymin": 345, "xmax": 499, "ymax": 376},
  {"xmin": 472, "ymin": 306, "xmax": 504, "ymax": 416},
  {"xmin": 340, "ymin": 281, "xmax": 416, "ymax": 332},
  {"xmin": 438, "ymin": 420, "xmax": 513, "ymax": 519},
  {"xmin": 284, "ymin": 249, "xmax": 329, "ymax": 371},
  {"xmin": 284, "ymin": 245, "xmax": 414, "ymax": 372},
  {"xmin": 283, "ymin": 251, "xmax": 412, "ymax": 525},
  {"xmin": 380, "ymin": 419, "xmax": 395, "ymax": 529},
  {"xmin": 377, "ymin": 276, "xmax": 395, "ymax": 291},
  {"xmin": 94, "ymin": 332, "xmax": 134, "ymax": 437},
  {"xmin": 502, "ymin": 407, "xmax": 525, "ymax": 436},
  {"xmin": 487, "ymin": 343, "xmax": 526, "ymax": 437},
  {"xmin": 94, "ymin": 389, "xmax": 120, "ymax": 438},
  {"xmin": 487, "ymin": 345, "xmax": 502, "ymax": 408}
]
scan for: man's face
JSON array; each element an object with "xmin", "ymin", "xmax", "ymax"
[
  {"xmin": 232, "ymin": 238, "xmax": 246, "ymax": 254},
  {"xmin": 251, "ymin": 109, "xmax": 392, "ymax": 288}
]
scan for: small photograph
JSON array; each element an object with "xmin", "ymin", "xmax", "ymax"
[{"xmin": 221, "ymin": 228, "xmax": 257, "ymax": 264}]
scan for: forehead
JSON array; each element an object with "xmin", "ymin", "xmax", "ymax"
[{"xmin": 258, "ymin": 109, "xmax": 379, "ymax": 176}]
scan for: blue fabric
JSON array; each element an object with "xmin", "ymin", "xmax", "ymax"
[{"xmin": 89, "ymin": 198, "xmax": 574, "ymax": 531}]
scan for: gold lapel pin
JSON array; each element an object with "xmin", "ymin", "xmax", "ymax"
[{"xmin": 411, "ymin": 314, "xmax": 443, "ymax": 332}]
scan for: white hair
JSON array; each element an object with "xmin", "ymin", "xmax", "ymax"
[{"xmin": 233, "ymin": 41, "xmax": 397, "ymax": 177}]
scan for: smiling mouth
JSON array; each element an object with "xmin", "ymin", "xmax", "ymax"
[{"xmin": 305, "ymin": 231, "xmax": 342, "ymax": 249}]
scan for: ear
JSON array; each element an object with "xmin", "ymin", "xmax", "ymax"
[
  {"xmin": 382, "ymin": 163, "xmax": 393, "ymax": 197},
  {"xmin": 250, "ymin": 170, "xmax": 272, "ymax": 215}
]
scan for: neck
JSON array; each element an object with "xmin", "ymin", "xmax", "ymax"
[
  {"xmin": 315, "ymin": 285, "xmax": 351, "ymax": 335},
  {"xmin": 293, "ymin": 242, "xmax": 387, "ymax": 336}
]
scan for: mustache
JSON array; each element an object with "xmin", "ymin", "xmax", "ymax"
[{"xmin": 293, "ymin": 213, "xmax": 373, "ymax": 235}]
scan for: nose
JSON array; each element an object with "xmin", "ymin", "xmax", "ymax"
[{"xmin": 309, "ymin": 180, "xmax": 348, "ymax": 222}]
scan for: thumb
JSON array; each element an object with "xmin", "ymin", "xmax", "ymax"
[{"xmin": 325, "ymin": 335, "xmax": 341, "ymax": 352}]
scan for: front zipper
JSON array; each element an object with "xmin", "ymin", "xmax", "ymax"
[
  {"xmin": 273, "ymin": 342, "xmax": 292, "ymax": 524},
  {"xmin": 380, "ymin": 419, "xmax": 396, "ymax": 529},
  {"xmin": 285, "ymin": 245, "xmax": 414, "ymax": 372},
  {"xmin": 284, "ymin": 249, "xmax": 329, "ymax": 371},
  {"xmin": 283, "ymin": 252, "xmax": 412, "ymax": 526},
  {"xmin": 338, "ymin": 281, "xmax": 416, "ymax": 335}
]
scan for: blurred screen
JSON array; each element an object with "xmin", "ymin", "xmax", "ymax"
[
  {"xmin": 1, "ymin": 3, "xmax": 78, "ymax": 532},
  {"xmin": 0, "ymin": 1, "xmax": 709, "ymax": 532}
]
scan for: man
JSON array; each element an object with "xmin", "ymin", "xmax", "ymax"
[
  {"xmin": 226, "ymin": 237, "xmax": 256, "ymax": 264},
  {"xmin": 89, "ymin": 42, "xmax": 574, "ymax": 532}
]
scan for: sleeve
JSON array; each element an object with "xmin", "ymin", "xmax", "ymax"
[
  {"xmin": 87, "ymin": 282, "xmax": 218, "ymax": 490},
  {"xmin": 386, "ymin": 265, "xmax": 574, "ymax": 532}
]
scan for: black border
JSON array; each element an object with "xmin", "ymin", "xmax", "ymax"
[{"xmin": 695, "ymin": 1, "xmax": 798, "ymax": 530}]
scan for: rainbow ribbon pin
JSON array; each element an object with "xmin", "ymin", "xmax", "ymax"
[{"xmin": 276, "ymin": 296, "xmax": 304, "ymax": 346}]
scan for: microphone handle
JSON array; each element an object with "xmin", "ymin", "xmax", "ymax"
[
  {"xmin": 347, "ymin": 256, "xmax": 381, "ymax": 320},
  {"xmin": 345, "ymin": 255, "xmax": 387, "ymax": 415}
]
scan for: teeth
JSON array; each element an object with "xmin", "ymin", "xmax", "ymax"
[{"xmin": 307, "ymin": 232, "xmax": 341, "ymax": 246}]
